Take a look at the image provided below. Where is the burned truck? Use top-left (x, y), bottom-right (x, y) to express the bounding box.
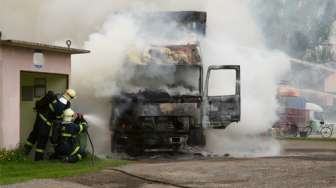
top-left (110, 11), bottom-right (241, 156)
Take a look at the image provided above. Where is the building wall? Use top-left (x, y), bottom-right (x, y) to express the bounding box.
top-left (325, 72), bottom-right (336, 93)
top-left (324, 73), bottom-right (336, 107)
top-left (0, 46), bottom-right (71, 149)
top-left (0, 47), bottom-right (4, 147)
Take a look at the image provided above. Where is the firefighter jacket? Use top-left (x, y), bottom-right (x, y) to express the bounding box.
top-left (52, 120), bottom-right (88, 162)
top-left (36, 93), bottom-right (71, 127)
top-left (49, 94), bottom-right (71, 120)
top-left (60, 121), bottom-right (88, 141)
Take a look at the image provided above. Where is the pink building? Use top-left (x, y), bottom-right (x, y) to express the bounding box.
top-left (0, 38), bottom-right (89, 149)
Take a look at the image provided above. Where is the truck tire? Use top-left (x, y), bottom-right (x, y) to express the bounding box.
top-left (172, 144), bottom-right (181, 152)
top-left (125, 144), bottom-right (144, 157)
top-left (125, 136), bottom-right (144, 157)
top-left (299, 131), bottom-right (308, 137)
top-left (188, 129), bottom-right (205, 146)
top-left (111, 132), bottom-right (121, 153)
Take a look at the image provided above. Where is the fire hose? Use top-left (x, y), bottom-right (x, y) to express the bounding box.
top-left (108, 168), bottom-right (192, 188)
top-left (85, 129), bottom-right (95, 166)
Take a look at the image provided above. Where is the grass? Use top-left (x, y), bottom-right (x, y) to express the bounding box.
top-left (277, 136), bottom-right (336, 142)
top-left (0, 157), bottom-right (129, 185)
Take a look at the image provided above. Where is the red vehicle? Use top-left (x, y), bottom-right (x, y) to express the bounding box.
top-left (275, 84), bottom-right (311, 137)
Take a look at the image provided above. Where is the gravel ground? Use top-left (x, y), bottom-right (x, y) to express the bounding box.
top-left (114, 155), bottom-right (336, 188)
top-left (3, 140), bottom-right (336, 188)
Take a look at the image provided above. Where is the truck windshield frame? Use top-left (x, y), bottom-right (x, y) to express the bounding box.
top-left (129, 64), bottom-right (203, 97)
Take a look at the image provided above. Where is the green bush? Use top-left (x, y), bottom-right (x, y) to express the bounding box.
top-left (0, 147), bottom-right (27, 162)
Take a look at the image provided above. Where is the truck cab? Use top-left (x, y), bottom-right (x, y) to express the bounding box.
top-left (110, 11), bottom-right (241, 156)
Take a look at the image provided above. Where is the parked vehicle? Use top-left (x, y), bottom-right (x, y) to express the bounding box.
top-left (275, 83), bottom-right (327, 137)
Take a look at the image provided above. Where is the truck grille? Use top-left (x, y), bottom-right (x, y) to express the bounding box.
top-left (140, 116), bottom-right (190, 131)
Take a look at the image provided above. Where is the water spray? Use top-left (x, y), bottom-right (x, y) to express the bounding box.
top-left (81, 114), bottom-right (95, 166)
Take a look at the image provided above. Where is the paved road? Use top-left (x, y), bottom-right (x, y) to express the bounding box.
top-left (4, 140), bottom-right (336, 188)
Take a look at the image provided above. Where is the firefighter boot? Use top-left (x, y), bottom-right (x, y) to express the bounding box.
top-left (23, 141), bottom-right (33, 155)
top-left (34, 149), bottom-right (44, 161)
top-left (63, 152), bottom-right (85, 163)
top-left (63, 155), bottom-right (77, 163)
top-left (49, 153), bottom-right (61, 160)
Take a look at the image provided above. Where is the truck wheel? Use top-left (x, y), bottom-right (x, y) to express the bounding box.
top-left (172, 144), bottom-right (181, 152)
top-left (111, 132), bottom-right (118, 152)
top-left (321, 127), bottom-right (332, 138)
top-left (125, 137), bottom-right (144, 157)
top-left (126, 145), bottom-right (144, 157)
top-left (111, 131), bottom-right (126, 153)
top-left (188, 129), bottom-right (205, 146)
top-left (299, 131), bottom-right (308, 137)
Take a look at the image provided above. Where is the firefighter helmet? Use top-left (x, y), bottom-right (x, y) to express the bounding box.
top-left (64, 89), bottom-right (76, 100)
top-left (63, 108), bottom-right (75, 122)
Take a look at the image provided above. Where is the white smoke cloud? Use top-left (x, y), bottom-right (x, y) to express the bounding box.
top-left (330, 21), bottom-right (336, 59)
top-left (200, 0), bottom-right (289, 156)
top-left (0, 0), bottom-right (290, 156)
top-left (0, 0), bottom-right (204, 44)
top-left (73, 0), bottom-right (290, 156)
top-left (71, 13), bottom-right (140, 154)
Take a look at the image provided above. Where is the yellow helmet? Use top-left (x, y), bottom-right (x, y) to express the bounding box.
top-left (63, 108), bottom-right (75, 122)
top-left (64, 89), bottom-right (76, 100)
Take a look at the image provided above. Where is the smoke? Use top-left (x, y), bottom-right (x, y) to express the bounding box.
top-left (71, 13), bottom-right (139, 154)
top-left (0, 0), bottom-right (291, 156)
top-left (0, 0), bottom-right (203, 44)
top-left (250, 0), bottom-right (336, 59)
top-left (200, 1), bottom-right (289, 156)
top-left (75, 1), bottom-right (290, 157)
top-left (329, 21), bottom-right (336, 59)
top-left (204, 129), bottom-right (281, 157)
top-left (248, 1), bottom-right (336, 123)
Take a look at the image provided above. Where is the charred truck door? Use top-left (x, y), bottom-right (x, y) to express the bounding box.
top-left (204, 65), bottom-right (240, 128)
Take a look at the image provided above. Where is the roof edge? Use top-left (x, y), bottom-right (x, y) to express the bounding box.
top-left (0, 39), bottom-right (90, 54)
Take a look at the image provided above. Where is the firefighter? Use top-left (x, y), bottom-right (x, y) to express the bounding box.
top-left (52, 109), bottom-right (88, 163)
top-left (24, 89), bottom-right (76, 161)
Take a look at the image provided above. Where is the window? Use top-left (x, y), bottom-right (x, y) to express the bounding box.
top-left (34, 78), bottom-right (46, 98)
top-left (208, 69), bottom-right (236, 96)
top-left (22, 86), bottom-right (34, 101)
